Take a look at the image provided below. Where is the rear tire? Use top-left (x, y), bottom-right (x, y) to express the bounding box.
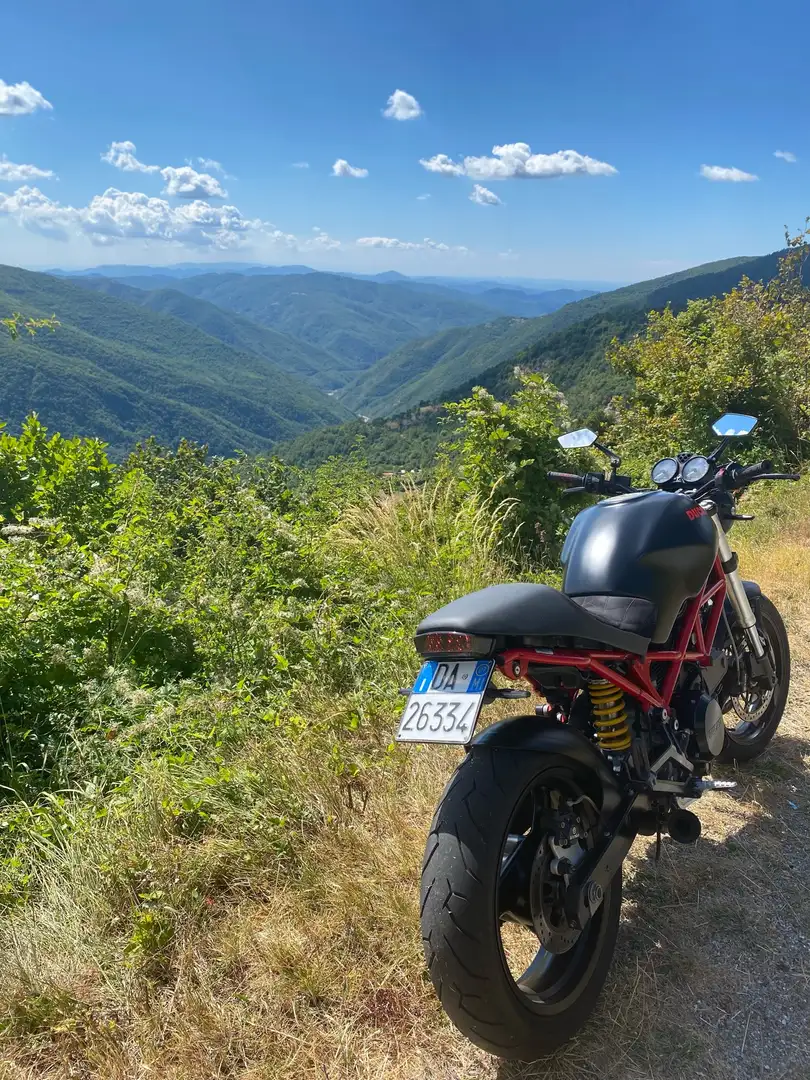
top-left (420, 747), bottom-right (621, 1060)
top-left (716, 593), bottom-right (790, 764)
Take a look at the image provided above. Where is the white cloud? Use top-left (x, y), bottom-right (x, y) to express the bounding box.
top-left (101, 140), bottom-right (159, 174)
top-left (332, 158), bottom-right (368, 178)
top-left (383, 89), bottom-right (422, 121)
top-left (197, 157), bottom-right (224, 173)
top-left (0, 156), bottom-right (54, 183)
top-left (0, 79), bottom-right (52, 116)
top-left (774, 150), bottom-right (797, 163)
top-left (102, 142), bottom-right (228, 198)
top-left (421, 143), bottom-right (617, 181)
top-left (420, 153), bottom-right (465, 177)
top-left (0, 185), bottom-right (272, 249)
top-left (160, 165), bottom-right (227, 199)
top-left (292, 161), bottom-right (310, 169)
top-left (416, 193), bottom-right (431, 200)
top-left (305, 228), bottom-right (341, 251)
top-left (469, 183), bottom-right (501, 206)
top-left (356, 235), bottom-right (467, 254)
top-left (700, 164), bottom-right (758, 183)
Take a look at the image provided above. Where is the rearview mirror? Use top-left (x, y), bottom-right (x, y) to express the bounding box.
top-left (712, 413), bottom-right (758, 437)
top-left (558, 428), bottom-right (597, 449)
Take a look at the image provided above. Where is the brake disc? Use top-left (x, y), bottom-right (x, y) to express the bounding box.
top-left (528, 833), bottom-right (585, 955)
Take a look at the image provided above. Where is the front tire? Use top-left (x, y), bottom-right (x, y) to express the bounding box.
top-left (716, 593), bottom-right (790, 764)
top-left (420, 747), bottom-right (621, 1060)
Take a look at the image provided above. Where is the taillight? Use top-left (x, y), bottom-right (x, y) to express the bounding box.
top-left (414, 631), bottom-right (494, 657)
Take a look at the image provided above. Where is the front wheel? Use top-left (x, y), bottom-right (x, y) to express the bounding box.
top-left (420, 747), bottom-right (621, 1060)
top-left (716, 593), bottom-right (790, 764)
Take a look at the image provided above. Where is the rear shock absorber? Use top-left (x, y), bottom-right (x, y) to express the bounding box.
top-left (589, 679), bottom-right (631, 751)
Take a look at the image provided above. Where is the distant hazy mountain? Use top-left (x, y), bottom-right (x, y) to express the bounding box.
top-left (0, 265), bottom-right (351, 458)
top-left (49, 262), bottom-right (316, 279)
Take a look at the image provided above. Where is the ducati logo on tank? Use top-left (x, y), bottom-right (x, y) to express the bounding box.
top-left (685, 505), bottom-right (706, 520)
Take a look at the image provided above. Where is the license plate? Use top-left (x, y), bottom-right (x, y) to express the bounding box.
top-left (395, 659), bottom-right (494, 744)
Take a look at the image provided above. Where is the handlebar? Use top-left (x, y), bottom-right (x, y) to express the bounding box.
top-left (547, 470), bottom-right (635, 497)
top-left (728, 459), bottom-right (773, 486)
top-left (724, 460), bottom-right (800, 489)
top-left (547, 472), bottom-right (583, 483)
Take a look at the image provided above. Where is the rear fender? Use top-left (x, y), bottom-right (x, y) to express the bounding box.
top-left (472, 714), bottom-right (623, 817)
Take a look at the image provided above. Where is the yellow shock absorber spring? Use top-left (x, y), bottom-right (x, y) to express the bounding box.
top-left (588, 679), bottom-right (631, 751)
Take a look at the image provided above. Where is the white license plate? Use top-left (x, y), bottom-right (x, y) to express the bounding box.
top-left (396, 659), bottom-right (494, 744)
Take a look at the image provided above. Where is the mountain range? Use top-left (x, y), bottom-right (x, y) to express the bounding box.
top-left (339, 250), bottom-right (781, 418)
top-left (0, 248), bottom-right (791, 463)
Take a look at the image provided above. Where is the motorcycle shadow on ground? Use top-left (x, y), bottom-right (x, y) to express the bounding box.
top-left (494, 733), bottom-right (810, 1080)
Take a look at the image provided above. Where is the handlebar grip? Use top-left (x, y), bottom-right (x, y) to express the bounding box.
top-left (733, 459), bottom-right (774, 485)
top-left (547, 471), bottom-right (583, 484)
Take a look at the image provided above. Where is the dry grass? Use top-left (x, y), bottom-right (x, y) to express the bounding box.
top-left (3, 489), bottom-right (810, 1078)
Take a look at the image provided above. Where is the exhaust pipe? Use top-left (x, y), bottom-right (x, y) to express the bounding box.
top-left (667, 808), bottom-right (701, 844)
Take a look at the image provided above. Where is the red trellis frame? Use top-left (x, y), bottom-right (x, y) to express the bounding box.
top-left (498, 556), bottom-right (727, 710)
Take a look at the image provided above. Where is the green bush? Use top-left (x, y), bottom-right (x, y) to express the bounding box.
top-left (607, 231), bottom-right (810, 472)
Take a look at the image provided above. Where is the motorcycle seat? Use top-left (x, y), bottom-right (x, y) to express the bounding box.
top-left (416, 583), bottom-right (653, 656)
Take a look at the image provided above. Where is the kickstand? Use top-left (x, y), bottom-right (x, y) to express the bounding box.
top-left (655, 827), bottom-right (662, 862)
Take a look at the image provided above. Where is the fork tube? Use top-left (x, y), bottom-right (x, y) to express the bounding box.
top-left (701, 500), bottom-right (765, 659)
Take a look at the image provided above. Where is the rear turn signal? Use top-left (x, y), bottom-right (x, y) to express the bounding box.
top-left (414, 632), bottom-right (494, 658)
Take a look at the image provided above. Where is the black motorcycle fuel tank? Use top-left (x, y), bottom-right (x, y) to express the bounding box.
top-left (560, 490), bottom-right (718, 643)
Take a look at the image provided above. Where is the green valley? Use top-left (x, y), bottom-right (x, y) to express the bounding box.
top-left (0, 265), bottom-right (351, 458)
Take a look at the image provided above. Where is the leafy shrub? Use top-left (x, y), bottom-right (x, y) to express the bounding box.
top-left (607, 230), bottom-right (810, 472)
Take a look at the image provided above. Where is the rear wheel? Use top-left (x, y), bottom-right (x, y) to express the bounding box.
top-left (420, 747), bottom-right (621, 1060)
top-left (716, 593), bottom-right (790, 764)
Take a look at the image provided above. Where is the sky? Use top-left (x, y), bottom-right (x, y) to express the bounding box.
top-left (1, 0), bottom-right (809, 282)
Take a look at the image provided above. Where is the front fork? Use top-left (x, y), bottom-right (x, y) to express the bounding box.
top-left (701, 499), bottom-right (765, 660)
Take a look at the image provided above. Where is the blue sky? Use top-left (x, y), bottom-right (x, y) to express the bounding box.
top-left (1, 0), bottom-right (808, 281)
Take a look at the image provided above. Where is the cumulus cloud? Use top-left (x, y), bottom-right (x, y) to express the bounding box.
top-left (305, 228), bottom-right (341, 251)
top-left (0, 185), bottom-right (271, 249)
top-left (0, 79), bottom-right (52, 116)
top-left (0, 156), bottom-right (54, 183)
top-left (356, 235), bottom-right (468, 254)
top-left (161, 165), bottom-right (227, 199)
top-left (469, 183), bottom-right (501, 206)
top-left (383, 89), bottom-right (422, 121)
top-left (416, 193), bottom-right (431, 200)
top-left (774, 150), bottom-right (797, 163)
top-left (421, 143), bottom-right (617, 181)
top-left (700, 164), bottom-right (758, 182)
top-left (292, 161), bottom-right (310, 169)
top-left (332, 158), bottom-right (368, 178)
top-left (102, 142), bottom-right (228, 198)
top-left (101, 140), bottom-right (160, 173)
top-left (420, 153), bottom-right (466, 177)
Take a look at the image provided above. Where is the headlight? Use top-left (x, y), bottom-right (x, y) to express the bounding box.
top-left (651, 457), bottom-right (678, 484)
top-left (682, 456), bottom-right (710, 483)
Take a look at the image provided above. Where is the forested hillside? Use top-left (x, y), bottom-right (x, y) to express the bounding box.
top-left (0, 265), bottom-right (351, 457)
top-left (112, 269), bottom-right (498, 383)
top-left (345, 249), bottom-right (785, 417)
top-left (72, 276), bottom-right (346, 389)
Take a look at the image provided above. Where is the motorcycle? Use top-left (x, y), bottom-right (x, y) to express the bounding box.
top-left (396, 413), bottom-right (798, 1060)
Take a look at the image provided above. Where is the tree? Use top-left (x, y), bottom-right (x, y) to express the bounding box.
top-left (442, 371), bottom-right (587, 557)
top-left (2, 312), bottom-right (60, 341)
top-left (606, 225), bottom-right (810, 471)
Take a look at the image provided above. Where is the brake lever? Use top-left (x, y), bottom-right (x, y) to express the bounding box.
top-left (561, 486), bottom-right (587, 495)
